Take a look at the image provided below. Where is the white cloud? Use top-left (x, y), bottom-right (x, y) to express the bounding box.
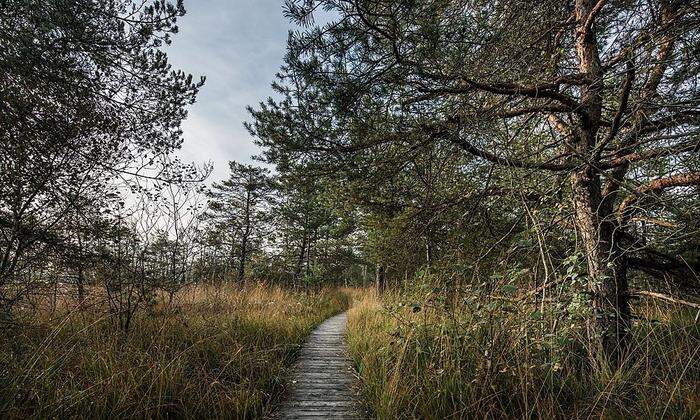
top-left (168, 0), bottom-right (290, 183)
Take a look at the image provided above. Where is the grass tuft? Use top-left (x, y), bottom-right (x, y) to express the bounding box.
top-left (347, 288), bottom-right (700, 419)
top-left (0, 284), bottom-right (349, 419)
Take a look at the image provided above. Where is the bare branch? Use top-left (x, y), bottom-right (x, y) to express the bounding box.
top-left (630, 290), bottom-right (700, 310)
top-left (618, 171), bottom-right (700, 216)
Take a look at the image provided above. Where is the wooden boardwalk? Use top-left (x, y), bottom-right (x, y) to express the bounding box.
top-left (274, 312), bottom-right (366, 419)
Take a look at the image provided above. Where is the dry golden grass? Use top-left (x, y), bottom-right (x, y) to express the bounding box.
top-left (347, 288), bottom-right (700, 419)
top-left (0, 283), bottom-right (349, 419)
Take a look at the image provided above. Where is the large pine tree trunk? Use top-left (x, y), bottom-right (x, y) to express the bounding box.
top-left (571, 168), bottom-right (631, 363)
top-left (569, 0), bottom-right (630, 364)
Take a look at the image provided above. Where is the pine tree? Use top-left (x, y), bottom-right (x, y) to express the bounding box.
top-left (205, 162), bottom-right (273, 283)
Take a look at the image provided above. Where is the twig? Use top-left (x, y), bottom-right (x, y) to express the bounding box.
top-left (630, 290), bottom-right (700, 310)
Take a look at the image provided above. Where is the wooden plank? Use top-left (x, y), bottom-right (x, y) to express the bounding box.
top-left (273, 312), bottom-right (366, 419)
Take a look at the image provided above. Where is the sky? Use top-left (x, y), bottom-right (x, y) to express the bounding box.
top-left (166, 0), bottom-right (292, 183)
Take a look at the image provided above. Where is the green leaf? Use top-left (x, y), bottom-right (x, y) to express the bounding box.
top-left (501, 284), bottom-right (518, 295)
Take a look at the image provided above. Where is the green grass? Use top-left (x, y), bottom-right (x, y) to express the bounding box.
top-left (347, 289), bottom-right (700, 419)
top-left (0, 284), bottom-right (349, 419)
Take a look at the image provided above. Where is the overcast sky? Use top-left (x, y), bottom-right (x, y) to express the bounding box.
top-left (167, 0), bottom-right (291, 183)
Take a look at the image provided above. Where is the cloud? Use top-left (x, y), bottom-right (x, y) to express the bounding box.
top-left (168, 0), bottom-right (290, 183)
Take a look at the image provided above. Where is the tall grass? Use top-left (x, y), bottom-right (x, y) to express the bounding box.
top-left (0, 284), bottom-right (349, 419)
top-left (347, 289), bottom-right (700, 419)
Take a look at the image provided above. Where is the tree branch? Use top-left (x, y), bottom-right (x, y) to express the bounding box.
top-left (495, 103), bottom-right (573, 118)
top-left (629, 290), bottom-right (700, 310)
top-left (596, 57), bottom-right (635, 158)
top-left (601, 138), bottom-right (700, 168)
top-left (582, 0), bottom-right (607, 37)
top-left (447, 133), bottom-right (576, 172)
top-left (618, 171), bottom-right (700, 215)
top-left (404, 76), bottom-right (586, 111)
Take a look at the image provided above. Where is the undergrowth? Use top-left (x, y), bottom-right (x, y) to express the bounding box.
top-left (347, 288), bottom-right (699, 419)
top-left (0, 284), bottom-right (349, 419)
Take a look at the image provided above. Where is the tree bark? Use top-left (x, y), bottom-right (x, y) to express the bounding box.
top-left (425, 238), bottom-right (433, 268)
top-left (569, 0), bottom-right (631, 364)
top-left (238, 189), bottom-right (252, 284)
top-left (375, 264), bottom-right (386, 294)
top-left (238, 237), bottom-right (247, 284)
top-left (294, 232), bottom-right (308, 287)
top-left (571, 168), bottom-right (631, 363)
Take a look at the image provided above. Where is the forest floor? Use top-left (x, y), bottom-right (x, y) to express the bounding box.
top-left (0, 284), bottom-right (348, 419)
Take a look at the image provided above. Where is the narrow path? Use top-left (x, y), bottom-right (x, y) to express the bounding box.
top-left (274, 312), bottom-right (366, 419)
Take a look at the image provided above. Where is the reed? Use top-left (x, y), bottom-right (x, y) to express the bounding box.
top-left (347, 288), bottom-right (699, 419)
top-left (0, 283), bottom-right (349, 419)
